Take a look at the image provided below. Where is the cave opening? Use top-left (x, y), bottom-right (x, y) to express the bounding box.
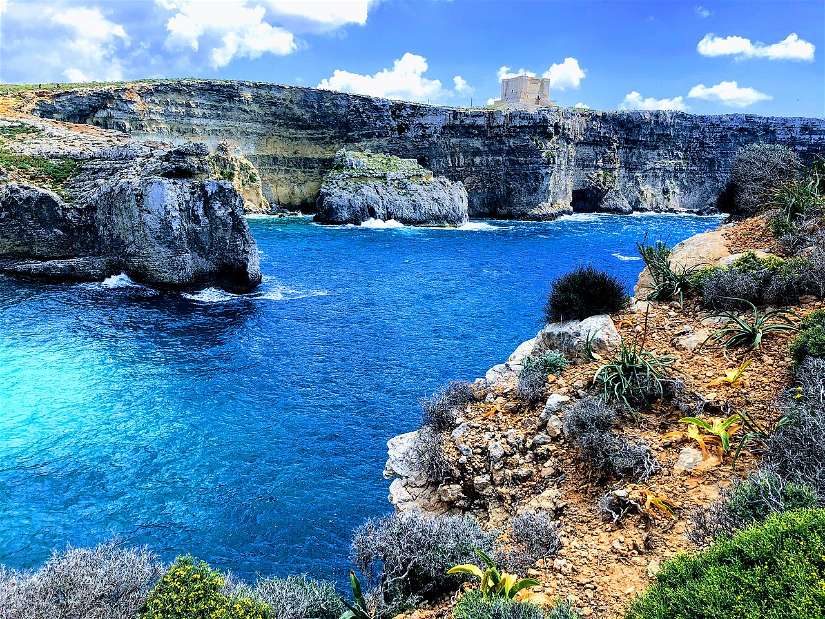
top-left (570, 188), bottom-right (604, 213)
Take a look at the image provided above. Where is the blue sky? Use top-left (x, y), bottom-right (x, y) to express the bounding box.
top-left (1, 0), bottom-right (822, 117)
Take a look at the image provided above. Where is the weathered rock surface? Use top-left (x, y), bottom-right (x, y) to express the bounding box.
top-left (315, 150), bottom-right (468, 226)
top-left (635, 226), bottom-right (732, 298)
top-left (31, 80), bottom-right (825, 219)
top-left (0, 117), bottom-right (261, 290)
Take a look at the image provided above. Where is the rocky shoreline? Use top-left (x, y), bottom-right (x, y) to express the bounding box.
top-left (17, 80), bottom-right (825, 220)
top-left (0, 114), bottom-right (261, 291)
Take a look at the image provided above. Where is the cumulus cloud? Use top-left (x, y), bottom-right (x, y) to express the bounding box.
top-left (697, 33), bottom-right (815, 61)
top-left (318, 53), bottom-right (446, 101)
top-left (688, 80), bottom-right (771, 107)
top-left (542, 57), bottom-right (585, 90)
top-left (453, 75), bottom-right (472, 94)
top-left (620, 91), bottom-right (688, 112)
top-left (160, 0), bottom-right (295, 68)
top-left (0, 0), bottom-right (132, 82)
top-left (574, 102), bottom-right (589, 109)
top-left (695, 5), bottom-right (711, 18)
top-left (497, 66), bottom-right (536, 80)
top-left (264, 0), bottom-right (377, 27)
top-left (497, 58), bottom-right (585, 90)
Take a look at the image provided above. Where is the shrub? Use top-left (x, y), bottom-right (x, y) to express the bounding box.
top-left (689, 468), bottom-right (817, 546)
top-left (562, 396), bottom-right (616, 438)
top-left (762, 257), bottom-right (812, 306)
top-left (0, 543), bottom-right (163, 619)
top-left (789, 309), bottom-right (825, 365)
top-left (763, 358), bottom-right (825, 499)
top-left (626, 509), bottom-right (825, 619)
top-left (547, 601), bottom-right (582, 619)
top-left (594, 339), bottom-right (676, 409)
top-left (454, 590), bottom-right (547, 619)
top-left (700, 268), bottom-right (763, 310)
top-left (421, 380), bottom-right (476, 432)
top-left (563, 397), bottom-right (659, 481)
top-left (251, 575), bottom-right (344, 619)
top-left (544, 266), bottom-right (628, 323)
top-left (517, 352), bottom-right (567, 405)
top-left (503, 510), bottom-right (562, 572)
top-left (517, 366), bottom-right (549, 405)
top-left (720, 143), bottom-right (801, 217)
top-left (802, 247), bottom-right (825, 297)
top-left (412, 425), bottom-right (452, 483)
top-left (351, 511), bottom-right (497, 604)
top-left (142, 556), bottom-right (269, 619)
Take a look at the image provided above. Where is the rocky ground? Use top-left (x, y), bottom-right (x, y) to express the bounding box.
top-left (388, 216), bottom-right (823, 619)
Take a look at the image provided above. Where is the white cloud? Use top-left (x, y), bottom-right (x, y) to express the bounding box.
top-left (688, 80), bottom-right (771, 107)
top-left (497, 66), bottom-right (536, 80)
top-left (620, 91), bottom-right (688, 112)
top-left (541, 57), bottom-right (585, 90)
top-left (697, 33), bottom-right (815, 61)
top-left (159, 0), bottom-right (296, 67)
top-left (43, 5), bottom-right (130, 82)
top-left (573, 102), bottom-right (589, 109)
top-left (453, 75), bottom-right (472, 94)
top-left (264, 0), bottom-right (376, 27)
top-left (318, 52), bottom-right (445, 101)
top-left (0, 0), bottom-right (8, 15)
top-left (497, 58), bottom-right (585, 90)
top-left (695, 5), bottom-right (711, 18)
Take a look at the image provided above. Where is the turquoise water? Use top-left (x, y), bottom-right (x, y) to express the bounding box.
top-left (0, 214), bottom-right (721, 581)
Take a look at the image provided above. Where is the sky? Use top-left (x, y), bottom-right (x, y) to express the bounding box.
top-left (0, 0), bottom-right (823, 117)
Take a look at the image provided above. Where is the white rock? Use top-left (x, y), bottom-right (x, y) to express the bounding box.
top-left (674, 446), bottom-right (704, 473)
top-left (540, 314), bottom-right (621, 360)
top-left (542, 394), bottom-right (571, 419)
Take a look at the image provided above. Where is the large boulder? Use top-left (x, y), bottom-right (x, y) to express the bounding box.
top-left (0, 118), bottom-right (261, 292)
top-left (635, 227), bottom-right (732, 298)
top-left (314, 150), bottom-right (469, 226)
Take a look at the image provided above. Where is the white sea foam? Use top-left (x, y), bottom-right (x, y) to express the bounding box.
top-left (612, 253), bottom-right (641, 261)
top-left (456, 221), bottom-right (503, 231)
top-left (182, 284), bottom-right (329, 304)
top-left (359, 218), bottom-right (406, 229)
top-left (100, 273), bottom-right (140, 288)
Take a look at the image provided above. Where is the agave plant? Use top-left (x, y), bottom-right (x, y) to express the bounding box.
top-left (710, 299), bottom-right (797, 349)
top-left (447, 549), bottom-right (538, 599)
top-left (678, 414), bottom-right (742, 453)
top-left (637, 240), bottom-right (703, 304)
top-left (340, 571), bottom-right (373, 619)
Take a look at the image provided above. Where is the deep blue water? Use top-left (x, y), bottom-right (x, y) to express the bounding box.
top-left (0, 214), bottom-right (721, 582)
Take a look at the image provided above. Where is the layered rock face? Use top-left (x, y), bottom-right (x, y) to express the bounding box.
top-left (0, 117), bottom-right (261, 291)
top-left (33, 80), bottom-right (825, 219)
top-left (315, 150), bottom-right (469, 225)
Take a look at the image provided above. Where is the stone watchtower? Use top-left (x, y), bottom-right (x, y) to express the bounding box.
top-left (498, 76), bottom-right (553, 110)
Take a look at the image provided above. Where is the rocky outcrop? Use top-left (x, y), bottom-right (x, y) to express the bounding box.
top-left (0, 117), bottom-right (261, 290)
top-left (31, 80), bottom-right (825, 219)
top-left (485, 314), bottom-right (621, 386)
top-left (315, 150), bottom-right (469, 225)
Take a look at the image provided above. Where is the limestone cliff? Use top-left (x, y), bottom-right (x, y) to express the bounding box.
top-left (0, 115), bottom-right (261, 291)
top-left (30, 80), bottom-right (825, 219)
top-left (315, 150), bottom-right (469, 226)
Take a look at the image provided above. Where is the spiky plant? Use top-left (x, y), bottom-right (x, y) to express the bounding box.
top-left (709, 299), bottom-right (797, 349)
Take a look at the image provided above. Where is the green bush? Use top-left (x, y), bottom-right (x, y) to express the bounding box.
top-left (626, 509), bottom-right (825, 619)
top-left (720, 143), bottom-right (801, 217)
top-left (544, 266), bottom-right (628, 323)
top-left (790, 309), bottom-right (825, 365)
top-left (454, 590), bottom-right (547, 619)
top-left (142, 556), bottom-right (269, 619)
